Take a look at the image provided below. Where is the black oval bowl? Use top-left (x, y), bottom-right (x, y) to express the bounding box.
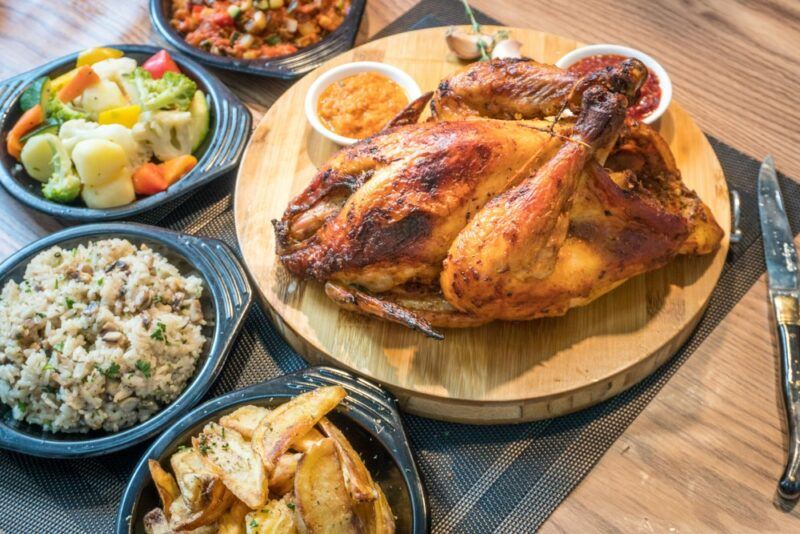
top-left (0, 223), bottom-right (253, 458)
top-left (0, 44), bottom-right (251, 221)
top-left (150, 0), bottom-right (366, 79)
top-left (116, 366), bottom-right (429, 533)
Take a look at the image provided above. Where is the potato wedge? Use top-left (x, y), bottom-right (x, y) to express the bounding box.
top-left (291, 427), bottom-right (326, 453)
top-left (245, 498), bottom-right (297, 534)
top-left (269, 453), bottom-right (303, 497)
top-left (148, 459), bottom-right (182, 520)
top-left (193, 422), bottom-right (268, 509)
top-left (169, 478), bottom-right (234, 531)
top-left (219, 499), bottom-right (251, 534)
top-left (294, 439), bottom-right (359, 533)
top-left (253, 386), bottom-right (347, 473)
top-left (170, 447), bottom-right (218, 511)
top-left (143, 508), bottom-right (172, 534)
top-left (318, 418), bottom-right (379, 502)
top-left (220, 405), bottom-right (271, 439)
top-left (220, 404), bottom-right (323, 453)
top-left (354, 484), bottom-right (396, 534)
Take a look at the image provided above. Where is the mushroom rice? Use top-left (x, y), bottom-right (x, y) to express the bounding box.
top-left (0, 238), bottom-right (207, 433)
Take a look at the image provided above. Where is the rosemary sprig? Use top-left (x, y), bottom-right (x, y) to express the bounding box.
top-left (460, 0), bottom-right (490, 61)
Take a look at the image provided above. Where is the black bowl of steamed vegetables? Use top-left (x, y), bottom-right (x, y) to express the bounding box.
top-left (0, 44), bottom-right (251, 221)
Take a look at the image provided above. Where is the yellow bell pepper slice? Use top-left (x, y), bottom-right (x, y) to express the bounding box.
top-left (98, 105), bottom-right (141, 128)
top-left (76, 47), bottom-right (124, 67)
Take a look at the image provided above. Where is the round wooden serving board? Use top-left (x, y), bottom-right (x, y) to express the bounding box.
top-left (234, 27), bottom-right (731, 424)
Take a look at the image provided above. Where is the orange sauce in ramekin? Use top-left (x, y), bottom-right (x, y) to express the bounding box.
top-left (317, 72), bottom-right (408, 139)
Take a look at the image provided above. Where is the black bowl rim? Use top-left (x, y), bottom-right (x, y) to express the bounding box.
top-left (115, 365), bottom-right (429, 533)
top-left (0, 43), bottom-right (251, 221)
top-left (149, 0), bottom-right (366, 79)
top-left (0, 222), bottom-right (253, 458)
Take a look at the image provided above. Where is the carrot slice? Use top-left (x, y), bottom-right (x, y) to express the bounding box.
top-left (132, 163), bottom-right (168, 195)
top-left (6, 104), bottom-right (44, 159)
top-left (159, 154), bottom-right (197, 185)
top-left (56, 65), bottom-right (100, 102)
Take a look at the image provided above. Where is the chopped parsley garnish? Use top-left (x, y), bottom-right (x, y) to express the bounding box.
top-left (286, 502), bottom-right (295, 510)
top-left (36, 312), bottom-right (46, 318)
top-left (65, 297), bottom-right (75, 309)
top-left (266, 34), bottom-right (281, 45)
top-left (135, 359), bottom-right (152, 378)
top-left (198, 435), bottom-right (210, 456)
top-left (54, 278), bottom-right (59, 289)
top-left (42, 362), bottom-right (55, 372)
top-left (102, 362), bottom-right (120, 378)
top-left (176, 445), bottom-right (191, 452)
top-left (53, 342), bottom-right (64, 352)
top-left (250, 519), bottom-right (259, 528)
top-left (150, 322), bottom-right (167, 342)
top-left (97, 277), bottom-right (104, 287)
top-left (153, 294), bottom-right (162, 304)
top-left (16, 401), bottom-right (27, 413)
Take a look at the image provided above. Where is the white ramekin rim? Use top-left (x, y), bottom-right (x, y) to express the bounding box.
top-left (305, 61), bottom-right (423, 146)
top-left (555, 44), bottom-right (672, 124)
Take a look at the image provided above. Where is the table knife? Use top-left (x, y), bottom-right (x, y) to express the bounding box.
top-left (758, 154), bottom-right (800, 500)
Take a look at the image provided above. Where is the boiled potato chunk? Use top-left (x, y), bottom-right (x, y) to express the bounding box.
top-left (80, 169), bottom-right (135, 208)
top-left (72, 138), bottom-right (127, 186)
top-left (20, 133), bottom-right (61, 182)
top-left (77, 79), bottom-right (128, 117)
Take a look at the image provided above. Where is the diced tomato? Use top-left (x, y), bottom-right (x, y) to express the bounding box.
top-left (192, 5), bottom-right (203, 14)
top-left (210, 11), bottom-right (235, 27)
top-left (142, 50), bottom-right (181, 79)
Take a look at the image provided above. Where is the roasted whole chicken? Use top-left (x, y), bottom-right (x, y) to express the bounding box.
top-left (274, 58), bottom-right (724, 339)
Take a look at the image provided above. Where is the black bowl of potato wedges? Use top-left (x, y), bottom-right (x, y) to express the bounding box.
top-left (116, 366), bottom-right (428, 533)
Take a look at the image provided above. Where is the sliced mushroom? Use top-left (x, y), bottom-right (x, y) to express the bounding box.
top-left (133, 288), bottom-right (153, 311)
top-left (188, 300), bottom-right (203, 323)
top-left (101, 331), bottom-right (124, 344)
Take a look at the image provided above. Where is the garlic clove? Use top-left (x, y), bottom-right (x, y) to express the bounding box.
top-left (445, 27), bottom-right (493, 60)
top-left (491, 39), bottom-right (523, 59)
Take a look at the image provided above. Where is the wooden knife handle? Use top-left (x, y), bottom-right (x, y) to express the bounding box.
top-left (777, 320), bottom-right (800, 500)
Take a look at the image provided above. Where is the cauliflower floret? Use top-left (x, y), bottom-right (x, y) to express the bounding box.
top-left (132, 110), bottom-right (196, 161)
top-left (59, 119), bottom-right (151, 169)
top-left (92, 57), bottom-right (137, 85)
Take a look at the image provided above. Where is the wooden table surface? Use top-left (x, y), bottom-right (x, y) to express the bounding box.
top-left (1, 0), bottom-right (799, 531)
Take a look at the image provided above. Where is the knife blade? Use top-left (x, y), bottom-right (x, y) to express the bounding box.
top-left (758, 154), bottom-right (800, 501)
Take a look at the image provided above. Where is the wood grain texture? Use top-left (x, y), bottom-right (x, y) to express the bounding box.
top-left (0, 0), bottom-right (798, 529)
top-left (234, 26), bottom-right (731, 423)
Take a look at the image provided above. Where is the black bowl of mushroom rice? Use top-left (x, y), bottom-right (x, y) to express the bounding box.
top-left (0, 223), bottom-right (252, 458)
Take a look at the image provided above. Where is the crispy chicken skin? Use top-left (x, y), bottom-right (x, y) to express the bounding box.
top-left (274, 58), bottom-right (723, 338)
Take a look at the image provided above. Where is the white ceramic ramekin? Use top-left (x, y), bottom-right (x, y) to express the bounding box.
top-left (556, 44), bottom-right (672, 124)
top-left (305, 61), bottom-right (422, 145)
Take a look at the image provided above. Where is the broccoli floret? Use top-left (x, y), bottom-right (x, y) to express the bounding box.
top-left (42, 168), bottom-right (80, 203)
top-left (45, 96), bottom-right (88, 123)
top-left (41, 145), bottom-right (80, 203)
top-left (124, 68), bottom-right (196, 112)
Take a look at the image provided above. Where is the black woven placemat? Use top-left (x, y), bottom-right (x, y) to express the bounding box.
top-left (1, 1), bottom-right (796, 532)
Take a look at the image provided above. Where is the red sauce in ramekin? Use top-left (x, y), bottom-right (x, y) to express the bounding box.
top-left (568, 54), bottom-right (662, 121)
